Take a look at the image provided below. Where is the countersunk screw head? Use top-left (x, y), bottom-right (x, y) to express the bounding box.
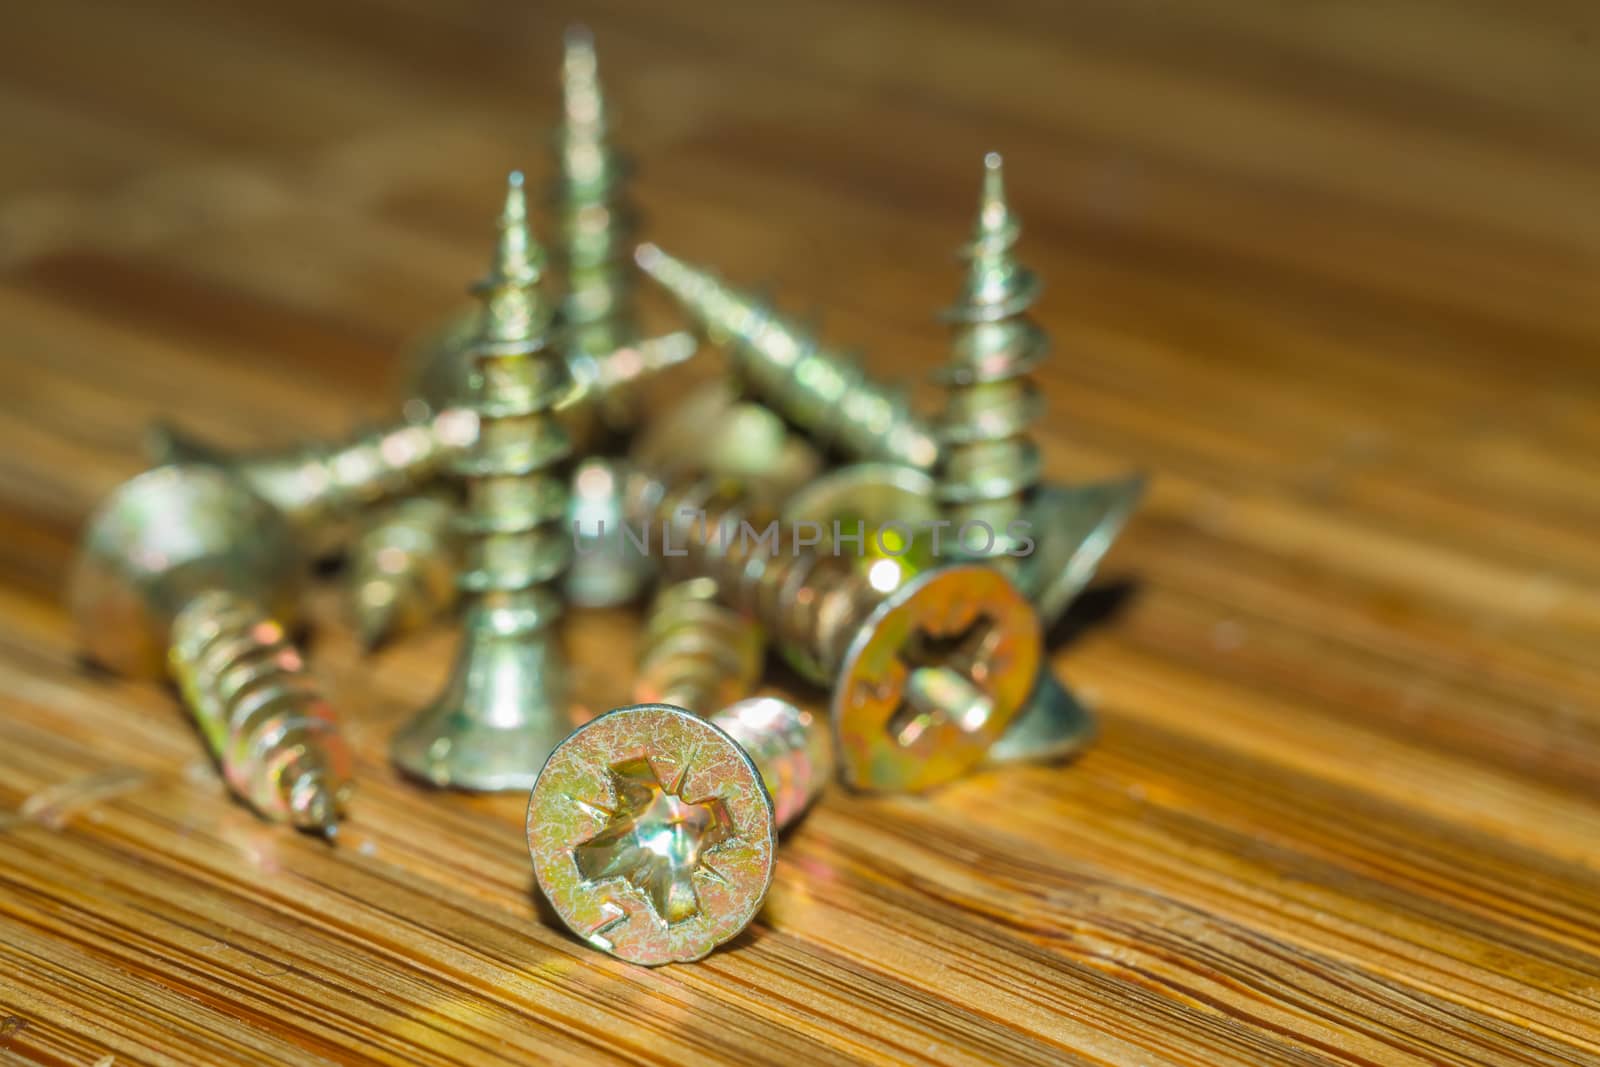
top-left (527, 703), bottom-right (777, 966)
top-left (68, 464), bottom-right (300, 680)
top-left (834, 563), bottom-right (1041, 792)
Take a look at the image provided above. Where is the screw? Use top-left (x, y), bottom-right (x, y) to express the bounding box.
top-left (554, 25), bottom-right (633, 353)
top-left (634, 243), bottom-right (941, 471)
top-left (390, 172), bottom-right (575, 792)
top-left (933, 153), bottom-right (1146, 626)
top-left (346, 492), bottom-right (459, 651)
top-left (624, 476), bottom-right (1041, 792)
top-left (68, 464), bottom-right (353, 834)
top-left (403, 28), bottom-right (695, 447)
top-left (528, 584), bottom-right (827, 965)
top-left (781, 461), bottom-right (1100, 766)
top-left (933, 152), bottom-right (1044, 553)
top-left (147, 407), bottom-right (478, 559)
top-left (629, 380), bottom-right (822, 503)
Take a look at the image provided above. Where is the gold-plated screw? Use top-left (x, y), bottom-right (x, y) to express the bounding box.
top-left (634, 244), bottom-right (941, 471)
top-left (390, 172), bottom-right (575, 792)
top-left (69, 464), bottom-right (353, 834)
top-left (528, 581), bottom-right (827, 966)
top-left (934, 152), bottom-right (1044, 557)
top-left (624, 476), bottom-right (1041, 792)
top-left (404, 28), bottom-right (695, 447)
top-left (782, 461), bottom-right (1099, 767)
top-left (934, 154), bottom-right (1146, 626)
top-left (553, 25), bottom-right (633, 356)
top-left (346, 492), bottom-right (459, 651)
top-left (147, 407), bottom-right (478, 558)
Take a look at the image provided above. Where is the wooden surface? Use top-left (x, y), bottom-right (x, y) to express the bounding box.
top-left (3, 1), bottom-right (1600, 1064)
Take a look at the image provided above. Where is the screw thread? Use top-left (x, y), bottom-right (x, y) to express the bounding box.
top-left (457, 171), bottom-right (573, 614)
top-left (625, 475), bottom-right (884, 685)
top-left (554, 26), bottom-right (635, 355)
top-left (347, 492), bottom-right (459, 649)
top-left (934, 153), bottom-right (1046, 550)
top-left (634, 578), bottom-right (764, 713)
top-left (635, 245), bottom-right (940, 471)
top-left (710, 697), bottom-right (828, 828)
top-left (168, 588), bottom-right (353, 833)
top-left (146, 408), bottom-right (479, 549)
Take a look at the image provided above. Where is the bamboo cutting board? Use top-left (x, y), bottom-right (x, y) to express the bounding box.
top-left (2, 1), bottom-right (1599, 1064)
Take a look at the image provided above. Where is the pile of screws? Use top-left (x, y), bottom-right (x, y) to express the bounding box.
top-left (68, 28), bottom-right (1143, 967)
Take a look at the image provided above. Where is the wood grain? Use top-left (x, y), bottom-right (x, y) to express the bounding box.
top-left (2, 1), bottom-right (1599, 1064)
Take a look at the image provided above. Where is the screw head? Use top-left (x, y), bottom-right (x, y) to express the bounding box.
top-left (69, 464), bottom-right (300, 679)
top-left (833, 563), bottom-right (1041, 792)
top-left (527, 703), bottom-right (777, 965)
top-left (1014, 475), bottom-right (1146, 628)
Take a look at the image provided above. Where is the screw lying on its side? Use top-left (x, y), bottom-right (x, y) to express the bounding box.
top-left (147, 407), bottom-right (479, 558)
top-left (69, 464), bottom-right (353, 835)
top-left (635, 244), bottom-right (941, 471)
top-left (624, 475), bottom-right (1041, 792)
top-left (391, 172), bottom-right (576, 792)
top-left (529, 581), bottom-right (827, 965)
top-left (346, 492), bottom-right (460, 651)
top-left (782, 461), bottom-right (1096, 765)
top-left (633, 578), bottom-right (764, 713)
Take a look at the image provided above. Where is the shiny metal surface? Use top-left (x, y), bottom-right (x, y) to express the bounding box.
top-left (68, 464), bottom-right (352, 832)
top-left (635, 244), bottom-right (939, 470)
top-left (391, 172), bottom-right (575, 792)
top-left (630, 475), bottom-right (1041, 792)
top-left (146, 408), bottom-right (478, 558)
top-left (526, 703), bottom-right (777, 966)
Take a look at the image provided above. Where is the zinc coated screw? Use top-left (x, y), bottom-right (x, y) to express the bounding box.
top-left (933, 153), bottom-right (1146, 627)
top-left (147, 407), bottom-right (478, 559)
top-left (389, 172), bottom-right (575, 792)
top-left (634, 243), bottom-right (940, 471)
top-left (528, 580), bottom-right (827, 966)
top-left (623, 475), bottom-right (1041, 793)
top-left (69, 464), bottom-right (353, 835)
top-left (933, 152), bottom-right (1044, 555)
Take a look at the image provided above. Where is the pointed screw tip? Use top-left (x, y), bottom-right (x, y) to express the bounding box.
top-left (288, 777), bottom-right (343, 837)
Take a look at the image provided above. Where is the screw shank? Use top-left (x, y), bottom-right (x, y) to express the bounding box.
top-left (711, 697), bottom-right (828, 829)
top-left (168, 588), bottom-right (352, 828)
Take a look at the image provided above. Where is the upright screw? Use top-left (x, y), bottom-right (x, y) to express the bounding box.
top-left (634, 244), bottom-right (941, 471)
top-left (69, 465), bottom-right (353, 834)
top-left (934, 152), bottom-right (1044, 558)
top-left (346, 492), bottom-right (459, 650)
top-left (147, 407), bottom-right (478, 558)
top-left (404, 28), bottom-right (695, 447)
top-left (553, 25), bottom-right (633, 355)
top-left (528, 582), bottom-right (827, 965)
top-left (390, 172), bottom-right (575, 792)
top-left (624, 476), bottom-right (1041, 792)
top-left (934, 153), bottom-right (1146, 626)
